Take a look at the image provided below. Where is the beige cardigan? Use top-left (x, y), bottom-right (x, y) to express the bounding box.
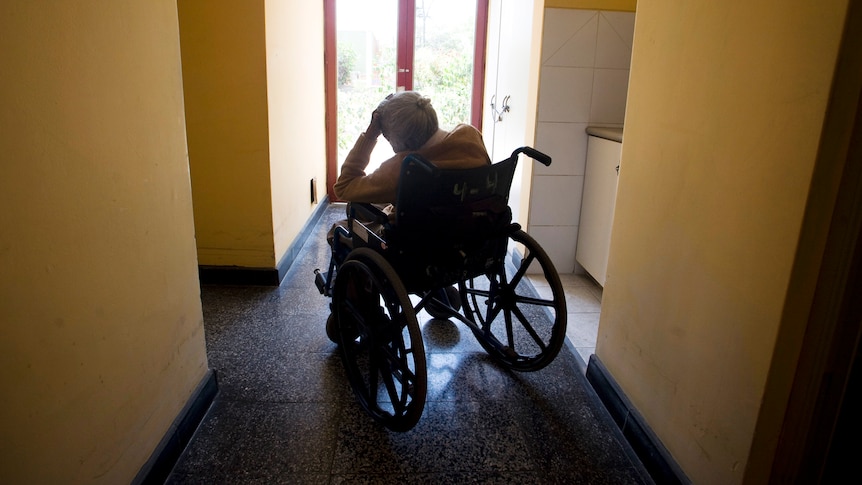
top-left (333, 124), bottom-right (491, 204)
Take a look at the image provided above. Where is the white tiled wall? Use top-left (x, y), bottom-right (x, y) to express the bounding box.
top-left (529, 8), bottom-right (635, 273)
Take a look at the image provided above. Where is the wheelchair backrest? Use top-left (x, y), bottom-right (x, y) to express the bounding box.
top-left (392, 153), bottom-right (518, 244)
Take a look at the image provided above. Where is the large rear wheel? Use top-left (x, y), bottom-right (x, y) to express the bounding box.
top-left (333, 248), bottom-right (427, 431)
top-left (460, 230), bottom-right (567, 371)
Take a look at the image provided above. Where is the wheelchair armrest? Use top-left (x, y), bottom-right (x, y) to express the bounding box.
top-left (347, 202), bottom-right (389, 225)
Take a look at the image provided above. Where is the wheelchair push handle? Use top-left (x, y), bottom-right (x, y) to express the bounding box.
top-left (511, 146), bottom-right (552, 167)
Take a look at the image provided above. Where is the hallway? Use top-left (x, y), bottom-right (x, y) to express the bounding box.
top-left (166, 203), bottom-right (651, 484)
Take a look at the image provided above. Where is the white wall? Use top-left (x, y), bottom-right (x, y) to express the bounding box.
top-left (530, 8), bottom-right (634, 273)
top-left (483, 0), bottom-right (546, 227)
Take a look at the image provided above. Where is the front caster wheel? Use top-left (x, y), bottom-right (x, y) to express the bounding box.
top-left (425, 286), bottom-right (462, 319)
top-left (333, 248), bottom-right (427, 431)
top-left (325, 312), bottom-right (339, 343)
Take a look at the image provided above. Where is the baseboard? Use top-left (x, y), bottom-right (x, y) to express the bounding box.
top-left (199, 196), bottom-right (330, 286)
top-left (198, 265), bottom-right (283, 286)
top-left (586, 355), bottom-right (691, 485)
top-left (274, 195), bottom-right (330, 282)
top-left (132, 370), bottom-right (218, 485)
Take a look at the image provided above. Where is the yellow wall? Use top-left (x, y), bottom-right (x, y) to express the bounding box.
top-left (545, 0), bottom-right (636, 12)
top-left (178, 0), bottom-right (327, 270)
top-left (0, 1), bottom-right (209, 483)
top-left (178, 0), bottom-right (276, 268)
top-left (265, 0), bottom-right (328, 262)
top-left (599, 1), bottom-right (848, 483)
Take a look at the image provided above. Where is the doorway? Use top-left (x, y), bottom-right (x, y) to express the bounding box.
top-left (324, 0), bottom-right (488, 199)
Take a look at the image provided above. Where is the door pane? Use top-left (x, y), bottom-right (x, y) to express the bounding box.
top-left (336, 0), bottom-right (398, 174)
top-left (413, 0), bottom-right (477, 129)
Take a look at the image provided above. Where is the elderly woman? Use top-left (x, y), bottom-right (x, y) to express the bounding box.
top-left (334, 91), bottom-right (491, 204)
top-left (325, 91), bottom-right (489, 327)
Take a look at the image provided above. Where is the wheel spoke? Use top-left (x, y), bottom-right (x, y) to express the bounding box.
top-left (504, 307), bottom-right (515, 349)
top-left (483, 274), bottom-right (503, 326)
top-left (342, 301), bottom-right (371, 341)
top-left (510, 303), bottom-right (548, 352)
top-left (463, 286), bottom-right (491, 298)
top-left (381, 342), bottom-right (415, 384)
top-left (459, 230), bottom-right (566, 371)
top-left (512, 294), bottom-right (557, 307)
top-left (379, 352), bottom-right (403, 411)
top-left (509, 250), bottom-right (535, 287)
top-left (367, 346), bottom-right (380, 399)
top-left (482, 298), bottom-right (503, 331)
top-left (463, 286), bottom-right (489, 325)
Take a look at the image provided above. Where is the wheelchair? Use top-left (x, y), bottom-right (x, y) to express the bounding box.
top-left (314, 147), bottom-right (567, 431)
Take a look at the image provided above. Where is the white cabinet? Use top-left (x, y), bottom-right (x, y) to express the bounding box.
top-left (576, 134), bottom-right (621, 286)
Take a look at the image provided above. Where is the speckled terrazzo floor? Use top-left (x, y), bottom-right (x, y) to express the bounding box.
top-left (166, 203), bottom-right (652, 484)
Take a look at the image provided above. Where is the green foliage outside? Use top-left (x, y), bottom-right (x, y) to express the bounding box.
top-left (413, 19), bottom-right (474, 131)
top-left (336, 14), bottom-right (474, 161)
top-left (337, 42), bottom-right (357, 88)
top-left (337, 45), bottom-right (396, 156)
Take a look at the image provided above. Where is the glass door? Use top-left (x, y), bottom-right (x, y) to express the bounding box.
top-left (412, 0), bottom-right (479, 132)
top-left (333, 0), bottom-right (399, 177)
top-left (325, 0), bottom-right (486, 198)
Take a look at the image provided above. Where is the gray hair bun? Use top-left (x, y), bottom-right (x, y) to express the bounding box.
top-left (379, 91), bottom-right (439, 152)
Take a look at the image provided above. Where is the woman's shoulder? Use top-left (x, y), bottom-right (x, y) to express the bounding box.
top-left (450, 123), bottom-right (480, 134)
top-left (424, 124), bottom-right (490, 166)
top-left (446, 123), bottom-right (485, 141)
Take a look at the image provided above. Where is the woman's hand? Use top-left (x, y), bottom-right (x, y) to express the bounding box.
top-left (364, 111), bottom-right (382, 139)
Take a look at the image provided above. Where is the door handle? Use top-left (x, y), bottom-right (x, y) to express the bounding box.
top-left (490, 94), bottom-right (511, 122)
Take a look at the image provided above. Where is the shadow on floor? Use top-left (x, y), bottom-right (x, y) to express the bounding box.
top-left (166, 204), bottom-right (652, 484)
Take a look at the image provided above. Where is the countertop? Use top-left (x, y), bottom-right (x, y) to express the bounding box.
top-left (585, 126), bottom-right (623, 143)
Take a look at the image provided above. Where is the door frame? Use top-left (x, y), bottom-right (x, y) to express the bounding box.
top-left (396, 0), bottom-right (415, 92)
top-left (323, 0), bottom-right (338, 199)
top-left (747, 1), bottom-right (862, 481)
top-left (323, 0), bottom-right (489, 199)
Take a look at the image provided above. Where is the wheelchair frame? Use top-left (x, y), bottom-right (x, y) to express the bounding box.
top-left (314, 147), bottom-right (567, 431)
